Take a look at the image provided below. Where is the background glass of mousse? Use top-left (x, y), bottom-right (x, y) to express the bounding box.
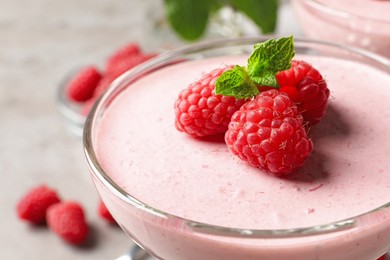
top-left (83, 37), bottom-right (390, 260)
top-left (291, 0), bottom-right (390, 59)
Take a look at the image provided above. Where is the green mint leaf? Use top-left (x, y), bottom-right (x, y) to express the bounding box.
top-left (227, 0), bottom-right (278, 33)
top-left (247, 36), bottom-right (295, 87)
top-left (215, 65), bottom-right (259, 99)
top-left (164, 0), bottom-right (212, 41)
top-left (251, 72), bottom-right (278, 88)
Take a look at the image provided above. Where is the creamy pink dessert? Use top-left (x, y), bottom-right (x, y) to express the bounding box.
top-left (91, 54), bottom-right (390, 259)
top-left (292, 0), bottom-right (390, 58)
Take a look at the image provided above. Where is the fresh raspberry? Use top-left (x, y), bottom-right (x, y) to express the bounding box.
top-left (16, 185), bottom-right (61, 224)
top-left (46, 201), bottom-right (89, 245)
top-left (66, 66), bottom-right (102, 102)
top-left (175, 66), bottom-right (247, 137)
top-left (105, 43), bottom-right (141, 73)
top-left (83, 54), bottom-right (156, 117)
top-left (225, 89), bottom-right (313, 176)
top-left (276, 60), bottom-right (330, 125)
top-left (93, 75), bottom-right (116, 98)
top-left (80, 73), bottom-right (120, 116)
top-left (106, 53), bottom-right (157, 79)
top-left (98, 200), bottom-right (116, 224)
top-left (377, 255), bottom-right (387, 260)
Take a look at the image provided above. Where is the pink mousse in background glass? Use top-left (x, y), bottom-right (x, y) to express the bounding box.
top-left (83, 37), bottom-right (390, 260)
top-left (292, 0), bottom-right (390, 59)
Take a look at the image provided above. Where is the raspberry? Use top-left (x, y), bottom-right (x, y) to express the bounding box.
top-left (98, 201), bottom-right (116, 224)
top-left (225, 89), bottom-right (313, 176)
top-left (81, 74), bottom-right (119, 116)
top-left (82, 53), bottom-right (156, 117)
top-left (66, 66), bottom-right (102, 103)
top-left (16, 185), bottom-right (61, 224)
top-left (377, 255), bottom-right (387, 260)
top-left (93, 75), bottom-right (116, 98)
top-left (276, 60), bottom-right (330, 125)
top-left (106, 53), bottom-right (157, 79)
top-left (175, 66), bottom-right (247, 137)
top-left (105, 43), bottom-right (141, 73)
top-left (46, 201), bottom-right (89, 245)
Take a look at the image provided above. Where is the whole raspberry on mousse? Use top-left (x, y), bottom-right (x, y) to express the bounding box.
top-left (276, 60), bottom-right (330, 125)
top-left (16, 184), bottom-right (61, 224)
top-left (46, 201), bottom-right (89, 245)
top-left (225, 89), bottom-right (313, 176)
top-left (175, 66), bottom-right (247, 137)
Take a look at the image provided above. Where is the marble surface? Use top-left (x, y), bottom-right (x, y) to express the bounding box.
top-left (0, 1), bottom-right (301, 259)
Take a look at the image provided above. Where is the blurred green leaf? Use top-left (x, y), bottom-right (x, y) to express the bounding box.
top-left (164, 0), bottom-right (212, 41)
top-left (227, 0), bottom-right (278, 33)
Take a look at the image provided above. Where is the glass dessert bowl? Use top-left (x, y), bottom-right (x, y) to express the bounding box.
top-left (56, 68), bottom-right (87, 137)
top-left (291, 0), bottom-right (390, 59)
top-left (83, 37), bottom-right (390, 260)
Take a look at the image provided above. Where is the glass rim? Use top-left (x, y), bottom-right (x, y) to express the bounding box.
top-left (83, 36), bottom-right (390, 239)
top-left (304, 0), bottom-right (390, 24)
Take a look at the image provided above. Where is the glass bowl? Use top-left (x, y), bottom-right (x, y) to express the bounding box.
top-left (83, 37), bottom-right (390, 260)
top-left (55, 68), bottom-right (86, 137)
top-left (291, 0), bottom-right (390, 59)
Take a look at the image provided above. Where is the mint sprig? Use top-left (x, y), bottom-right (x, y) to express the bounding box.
top-left (215, 36), bottom-right (295, 99)
top-left (248, 37), bottom-right (295, 86)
